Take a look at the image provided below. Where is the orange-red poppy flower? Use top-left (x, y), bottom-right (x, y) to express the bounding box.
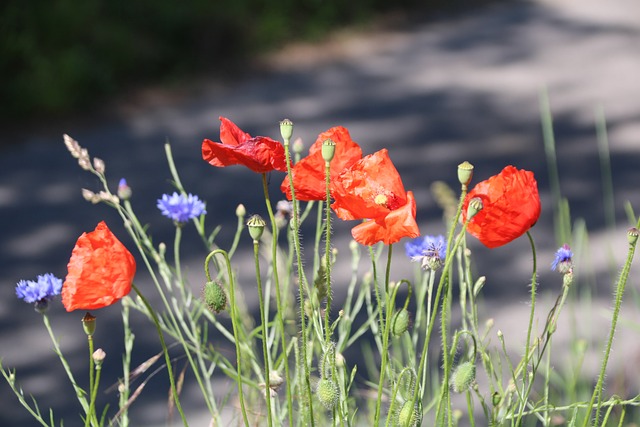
top-left (461, 165), bottom-right (541, 248)
top-left (280, 126), bottom-right (363, 201)
top-left (62, 221), bottom-right (136, 311)
top-left (331, 149), bottom-right (420, 246)
top-left (202, 116), bottom-right (287, 173)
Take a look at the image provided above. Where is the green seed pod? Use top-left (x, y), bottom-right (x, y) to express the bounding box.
top-left (203, 281), bottom-right (227, 313)
top-left (398, 401), bottom-right (421, 427)
top-left (450, 361), bottom-right (476, 393)
top-left (316, 378), bottom-right (339, 409)
top-left (321, 139), bottom-right (336, 163)
top-left (247, 215), bottom-right (266, 242)
top-left (280, 119), bottom-right (294, 142)
top-left (391, 308), bottom-right (411, 337)
top-left (457, 161), bottom-right (474, 188)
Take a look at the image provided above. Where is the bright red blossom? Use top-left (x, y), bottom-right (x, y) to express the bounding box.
top-left (331, 149), bottom-right (420, 246)
top-left (62, 221), bottom-right (136, 311)
top-left (281, 126), bottom-right (363, 201)
top-left (462, 165), bottom-right (541, 248)
top-left (202, 117), bottom-right (287, 173)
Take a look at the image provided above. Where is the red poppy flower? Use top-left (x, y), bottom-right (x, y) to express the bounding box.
top-left (461, 165), bottom-right (541, 248)
top-left (331, 149), bottom-right (420, 246)
top-left (62, 221), bottom-right (136, 311)
top-left (280, 126), bottom-right (363, 201)
top-left (202, 116), bottom-right (287, 173)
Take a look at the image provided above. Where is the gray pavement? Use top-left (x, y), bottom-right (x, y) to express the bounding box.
top-left (2, 0), bottom-right (640, 425)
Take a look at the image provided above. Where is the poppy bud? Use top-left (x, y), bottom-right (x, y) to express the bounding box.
top-left (247, 215), bottom-right (266, 242)
top-left (398, 401), bottom-right (421, 427)
top-left (392, 308), bottom-right (411, 337)
top-left (322, 139), bottom-right (336, 163)
top-left (457, 161), bottom-right (474, 188)
top-left (292, 137), bottom-right (305, 154)
top-left (82, 312), bottom-right (96, 336)
top-left (280, 119), bottom-right (294, 142)
top-left (316, 378), bottom-right (340, 409)
top-left (628, 227), bottom-right (639, 246)
top-left (236, 203), bottom-right (246, 218)
top-left (204, 281), bottom-right (227, 313)
top-left (92, 348), bottom-right (106, 366)
top-left (450, 361), bottom-right (476, 393)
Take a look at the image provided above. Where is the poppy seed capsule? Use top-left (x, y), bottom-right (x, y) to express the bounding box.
top-left (280, 119), bottom-right (294, 142)
top-left (398, 401), bottom-right (421, 427)
top-left (628, 227), bottom-right (639, 245)
top-left (392, 308), bottom-right (411, 336)
top-left (247, 215), bottom-right (266, 241)
top-left (322, 139), bottom-right (336, 163)
top-left (82, 312), bottom-right (97, 336)
top-left (204, 281), bottom-right (227, 313)
top-left (466, 197), bottom-right (483, 221)
top-left (316, 378), bottom-right (339, 409)
top-left (457, 161), bottom-right (474, 188)
top-left (450, 361), bottom-right (476, 393)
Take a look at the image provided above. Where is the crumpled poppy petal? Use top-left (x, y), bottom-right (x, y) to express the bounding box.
top-left (331, 149), bottom-right (407, 220)
top-left (281, 126), bottom-right (363, 201)
top-left (350, 191), bottom-right (420, 245)
top-left (462, 165), bottom-right (541, 248)
top-left (203, 136), bottom-right (286, 173)
top-left (219, 116), bottom-right (251, 146)
top-left (202, 117), bottom-right (287, 173)
top-left (62, 221), bottom-right (136, 311)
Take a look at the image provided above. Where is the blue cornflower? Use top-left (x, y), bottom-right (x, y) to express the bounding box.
top-left (157, 192), bottom-right (206, 223)
top-left (405, 235), bottom-right (447, 271)
top-left (551, 244), bottom-right (573, 274)
top-left (16, 273), bottom-right (63, 312)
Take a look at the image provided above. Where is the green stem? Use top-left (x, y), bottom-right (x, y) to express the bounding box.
top-left (324, 161), bottom-right (333, 347)
top-left (253, 238), bottom-right (273, 427)
top-left (261, 173), bottom-right (295, 426)
top-left (583, 234), bottom-right (637, 426)
top-left (204, 250), bottom-right (250, 426)
top-left (515, 231), bottom-right (538, 425)
top-left (131, 283), bottom-right (188, 427)
top-left (85, 334), bottom-right (97, 427)
top-left (281, 141), bottom-right (316, 425)
top-left (373, 244), bottom-right (394, 426)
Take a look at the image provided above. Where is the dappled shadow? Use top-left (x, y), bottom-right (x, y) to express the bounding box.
top-left (1, 0), bottom-right (640, 425)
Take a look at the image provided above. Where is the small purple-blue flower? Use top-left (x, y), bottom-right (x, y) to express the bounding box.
top-left (157, 192), bottom-right (206, 223)
top-left (551, 244), bottom-right (573, 274)
top-left (16, 273), bottom-right (62, 304)
top-left (405, 235), bottom-right (446, 270)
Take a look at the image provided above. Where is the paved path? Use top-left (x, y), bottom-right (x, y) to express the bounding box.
top-left (1, 1), bottom-right (640, 425)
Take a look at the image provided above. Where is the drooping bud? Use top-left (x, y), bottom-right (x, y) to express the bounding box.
top-left (316, 378), bottom-right (340, 409)
top-left (466, 197), bottom-right (483, 221)
top-left (321, 139), bottom-right (336, 163)
top-left (203, 281), bottom-right (227, 313)
top-left (82, 312), bottom-right (97, 336)
top-left (247, 215), bottom-right (266, 242)
top-left (280, 119), bottom-right (294, 143)
top-left (450, 361), bottom-right (476, 393)
top-left (391, 308), bottom-right (411, 337)
top-left (398, 401), bottom-right (421, 427)
top-left (117, 178), bottom-right (132, 200)
top-left (457, 161), bottom-right (474, 188)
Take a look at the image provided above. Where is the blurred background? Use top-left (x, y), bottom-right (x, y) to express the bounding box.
top-left (2, 0), bottom-right (640, 425)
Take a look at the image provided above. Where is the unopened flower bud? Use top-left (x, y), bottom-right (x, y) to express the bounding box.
top-left (392, 308), bottom-right (411, 337)
top-left (398, 401), bottom-right (421, 427)
top-left (92, 348), bottom-right (106, 365)
top-left (280, 119), bottom-right (294, 142)
top-left (247, 215), bottom-right (266, 242)
top-left (450, 361), bottom-right (476, 393)
top-left (63, 134), bottom-right (82, 158)
top-left (316, 378), bottom-right (339, 409)
top-left (203, 281), bottom-right (227, 313)
top-left (292, 137), bottom-right (304, 154)
top-left (117, 178), bottom-right (132, 200)
top-left (321, 139), bottom-right (336, 163)
top-left (269, 371), bottom-right (284, 390)
top-left (492, 391), bottom-right (501, 406)
top-left (457, 161), bottom-right (474, 188)
top-left (82, 312), bottom-right (96, 336)
top-left (236, 204), bottom-right (246, 218)
top-left (628, 227), bottom-right (639, 245)
top-left (82, 188), bottom-right (96, 202)
top-left (93, 158), bottom-right (105, 174)
top-left (466, 197), bottom-right (483, 220)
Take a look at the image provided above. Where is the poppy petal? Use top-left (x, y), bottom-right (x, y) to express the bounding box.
top-left (62, 221), bottom-right (136, 311)
top-left (219, 116), bottom-right (251, 146)
top-left (203, 136), bottom-right (287, 173)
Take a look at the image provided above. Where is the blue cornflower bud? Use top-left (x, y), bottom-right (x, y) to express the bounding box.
top-left (157, 192), bottom-right (206, 224)
top-left (15, 273), bottom-right (63, 313)
top-left (551, 244), bottom-right (573, 274)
